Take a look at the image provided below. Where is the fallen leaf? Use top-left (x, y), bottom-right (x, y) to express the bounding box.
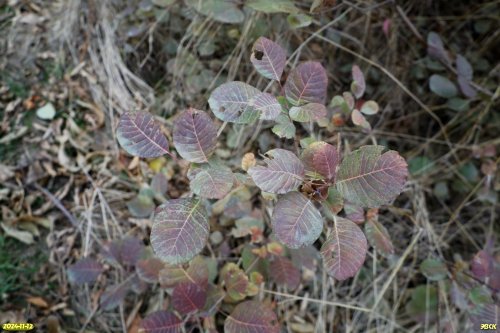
top-left (27, 296), bottom-right (49, 308)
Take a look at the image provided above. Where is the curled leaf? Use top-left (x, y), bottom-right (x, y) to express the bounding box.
top-left (248, 149), bottom-right (304, 194)
top-left (272, 192), bottom-right (323, 249)
top-left (116, 112), bottom-right (169, 158)
top-left (173, 108), bottom-right (217, 163)
top-left (364, 218), bottom-right (394, 257)
top-left (321, 217), bottom-right (367, 280)
top-left (301, 141), bottom-right (339, 181)
top-left (151, 199), bottom-right (209, 265)
top-left (250, 37), bottom-right (286, 81)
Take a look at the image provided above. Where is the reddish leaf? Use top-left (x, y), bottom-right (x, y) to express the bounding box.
top-left (269, 256), bottom-right (300, 289)
top-left (136, 258), bottom-right (166, 283)
top-left (140, 310), bottom-right (182, 333)
top-left (252, 92), bottom-right (282, 120)
top-left (208, 81), bottom-right (260, 124)
top-left (67, 258), bottom-right (103, 285)
top-left (471, 250), bottom-right (493, 280)
top-left (225, 300), bottom-right (280, 333)
top-left (336, 145), bottom-right (408, 208)
top-left (248, 149), bottom-right (304, 194)
top-left (151, 199), bottom-right (209, 265)
top-left (302, 141), bottom-right (339, 181)
top-left (116, 112), bottom-right (170, 158)
top-left (351, 109), bottom-right (371, 130)
top-left (289, 103), bottom-right (327, 122)
top-left (173, 108), bottom-right (217, 163)
top-left (272, 192), bottom-right (323, 249)
top-left (321, 217), bottom-right (367, 280)
top-left (172, 282), bottom-right (207, 315)
top-left (284, 61), bottom-right (327, 106)
top-left (351, 65), bottom-right (366, 98)
top-left (250, 37), bottom-right (286, 81)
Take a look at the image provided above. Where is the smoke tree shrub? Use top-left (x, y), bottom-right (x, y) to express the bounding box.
top-left (111, 37), bottom-right (409, 330)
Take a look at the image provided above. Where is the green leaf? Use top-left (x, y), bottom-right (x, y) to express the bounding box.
top-left (360, 100), bottom-right (379, 115)
top-left (429, 74), bottom-right (458, 98)
top-left (185, 0), bottom-right (244, 24)
top-left (287, 14), bottom-right (312, 29)
top-left (419, 258), bottom-right (448, 281)
top-left (247, 0), bottom-right (299, 14)
top-left (406, 285), bottom-right (438, 322)
top-left (188, 162), bottom-right (234, 199)
top-left (408, 156), bottom-right (433, 176)
top-left (36, 102), bottom-right (56, 120)
top-left (272, 114), bottom-right (296, 139)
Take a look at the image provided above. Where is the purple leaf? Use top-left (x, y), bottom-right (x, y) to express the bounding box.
top-left (302, 141), bottom-right (339, 181)
top-left (320, 216), bottom-right (367, 280)
top-left (208, 81), bottom-right (261, 124)
top-left (224, 300), bottom-right (280, 333)
top-left (471, 250), bottom-right (493, 280)
top-left (102, 236), bottom-right (145, 267)
top-left (336, 145), bottom-right (408, 208)
top-left (458, 76), bottom-right (477, 99)
top-left (250, 37), bottom-right (286, 81)
top-left (344, 201), bottom-right (365, 224)
top-left (140, 310), bottom-right (182, 333)
top-left (269, 256), bottom-right (301, 289)
top-left (151, 173), bottom-right (168, 196)
top-left (364, 218), bottom-right (394, 257)
top-left (284, 61), bottom-right (328, 106)
top-left (290, 245), bottom-right (319, 271)
top-left (427, 32), bottom-right (451, 64)
top-left (351, 65), bottom-right (366, 98)
top-left (188, 162), bottom-right (234, 199)
top-left (248, 149), bottom-right (304, 194)
top-left (136, 258), bottom-right (166, 283)
top-left (172, 282), bottom-right (207, 315)
top-left (272, 192), bottom-right (323, 249)
top-left (116, 112), bottom-right (170, 158)
top-left (151, 199), bottom-right (209, 265)
top-left (173, 108), bottom-right (218, 163)
top-left (252, 92), bottom-right (282, 120)
top-left (67, 258), bottom-right (103, 285)
top-left (100, 282), bottom-right (130, 310)
top-left (289, 103), bottom-right (327, 122)
top-left (456, 54), bottom-right (473, 80)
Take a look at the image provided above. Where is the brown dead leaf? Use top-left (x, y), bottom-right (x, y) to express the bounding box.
top-left (241, 152), bottom-right (256, 171)
top-left (27, 296), bottom-right (49, 308)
